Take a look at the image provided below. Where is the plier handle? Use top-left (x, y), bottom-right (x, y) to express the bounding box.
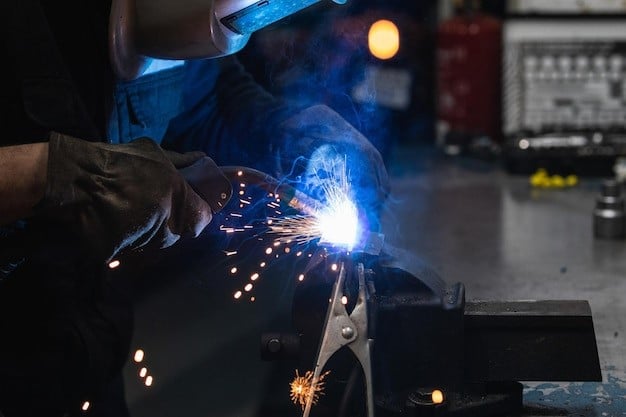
top-left (303, 261), bottom-right (375, 417)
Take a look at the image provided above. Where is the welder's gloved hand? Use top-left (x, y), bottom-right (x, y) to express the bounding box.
top-left (276, 105), bottom-right (390, 231)
top-left (38, 132), bottom-right (232, 263)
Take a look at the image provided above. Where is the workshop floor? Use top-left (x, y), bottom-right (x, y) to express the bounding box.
top-left (122, 144), bottom-right (626, 417)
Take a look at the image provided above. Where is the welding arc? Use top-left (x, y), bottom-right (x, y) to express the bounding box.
top-left (220, 166), bottom-right (322, 215)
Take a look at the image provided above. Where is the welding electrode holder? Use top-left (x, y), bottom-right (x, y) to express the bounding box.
top-left (593, 179), bottom-right (625, 239)
top-left (220, 166), bottom-right (322, 215)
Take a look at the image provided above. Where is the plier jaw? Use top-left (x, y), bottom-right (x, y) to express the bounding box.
top-left (303, 260), bottom-right (376, 417)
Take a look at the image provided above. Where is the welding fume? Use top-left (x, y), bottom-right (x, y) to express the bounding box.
top-left (0, 0), bottom-right (390, 415)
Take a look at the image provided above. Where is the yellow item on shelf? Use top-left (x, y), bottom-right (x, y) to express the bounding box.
top-left (529, 169), bottom-right (579, 189)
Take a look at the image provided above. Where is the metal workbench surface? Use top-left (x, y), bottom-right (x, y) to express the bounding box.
top-left (383, 145), bottom-right (626, 416)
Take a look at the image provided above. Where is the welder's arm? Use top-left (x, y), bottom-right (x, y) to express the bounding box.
top-left (0, 142), bottom-right (48, 225)
top-left (34, 133), bottom-right (232, 263)
top-left (163, 56), bottom-right (302, 173)
top-left (163, 57), bottom-right (389, 228)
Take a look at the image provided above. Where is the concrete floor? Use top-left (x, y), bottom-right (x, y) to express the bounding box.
top-left (122, 145), bottom-right (626, 416)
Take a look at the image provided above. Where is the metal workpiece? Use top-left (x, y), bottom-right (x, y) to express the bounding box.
top-left (593, 179), bottom-right (625, 239)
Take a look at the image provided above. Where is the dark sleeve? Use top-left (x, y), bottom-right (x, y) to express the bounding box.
top-left (162, 56), bottom-right (303, 173)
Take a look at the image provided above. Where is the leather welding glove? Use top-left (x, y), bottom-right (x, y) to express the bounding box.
top-left (276, 105), bottom-right (390, 231)
top-left (37, 132), bottom-right (232, 264)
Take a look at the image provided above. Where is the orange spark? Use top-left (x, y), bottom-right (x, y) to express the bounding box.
top-left (289, 370), bottom-right (331, 410)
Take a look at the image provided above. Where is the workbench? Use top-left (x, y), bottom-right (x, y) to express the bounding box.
top-left (384, 145), bottom-right (626, 417)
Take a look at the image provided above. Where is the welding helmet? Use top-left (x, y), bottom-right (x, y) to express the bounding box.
top-left (109, 0), bottom-right (345, 80)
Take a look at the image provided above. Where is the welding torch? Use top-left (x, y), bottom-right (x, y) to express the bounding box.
top-left (220, 166), bottom-right (323, 216)
top-left (219, 166), bottom-right (384, 257)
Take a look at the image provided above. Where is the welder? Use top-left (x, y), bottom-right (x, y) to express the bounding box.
top-left (0, 0), bottom-right (389, 416)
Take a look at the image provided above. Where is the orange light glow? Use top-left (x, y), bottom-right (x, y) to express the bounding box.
top-left (368, 19), bottom-right (400, 60)
top-left (432, 389), bottom-right (444, 404)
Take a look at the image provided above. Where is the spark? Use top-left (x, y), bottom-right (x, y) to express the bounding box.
top-left (266, 158), bottom-right (359, 249)
top-left (81, 401), bottom-right (90, 411)
top-left (230, 267), bottom-right (238, 274)
top-left (230, 213), bottom-right (242, 217)
top-left (108, 260), bottom-right (121, 269)
top-left (298, 274), bottom-right (305, 281)
top-left (139, 367), bottom-right (147, 378)
top-left (266, 215), bottom-right (322, 245)
top-left (265, 247), bottom-right (273, 255)
top-left (133, 349), bottom-right (144, 363)
top-left (331, 263), bottom-right (338, 271)
top-left (145, 376), bottom-right (153, 387)
top-left (239, 190), bottom-right (245, 195)
top-left (224, 251), bottom-right (237, 256)
top-left (240, 183), bottom-right (246, 187)
top-left (341, 296), bottom-right (348, 305)
top-left (250, 273), bottom-right (259, 281)
top-left (244, 283), bottom-right (253, 292)
top-left (290, 370), bottom-right (331, 411)
top-left (260, 262), bottom-right (266, 267)
top-left (234, 291), bottom-right (242, 299)
top-left (284, 247), bottom-right (291, 253)
top-left (251, 296), bottom-right (256, 302)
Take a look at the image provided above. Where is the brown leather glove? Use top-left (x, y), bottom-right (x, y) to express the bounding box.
top-left (37, 132), bottom-right (232, 263)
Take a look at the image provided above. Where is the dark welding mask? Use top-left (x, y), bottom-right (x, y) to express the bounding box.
top-left (109, 0), bottom-right (345, 80)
